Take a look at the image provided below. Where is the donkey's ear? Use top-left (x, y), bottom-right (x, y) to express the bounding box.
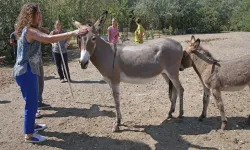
top-left (193, 39), bottom-right (200, 49)
top-left (73, 21), bottom-right (82, 28)
top-left (94, 10), bottom-right (108, 34)
top-left (191, 35), bottom-right (195, 43)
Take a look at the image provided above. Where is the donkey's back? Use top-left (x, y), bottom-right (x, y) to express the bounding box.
top-left (215, 54), bottom-right (250, 90)
top-left (121, 38), bottom-right (183, 53)
top-left (117, 38), bottom-right (183, 81)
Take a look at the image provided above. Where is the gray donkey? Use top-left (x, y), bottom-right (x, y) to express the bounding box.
top-left (73, 11), bottom-right (184, 132)
top-left (181, 35), bottom-right (250, 130)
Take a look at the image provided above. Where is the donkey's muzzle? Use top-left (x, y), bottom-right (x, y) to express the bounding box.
top-left (80, 60), bottom-right (89, 69)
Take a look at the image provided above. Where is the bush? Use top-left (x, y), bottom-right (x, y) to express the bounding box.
top-left (163, 26), bottom-right (173, 35)
top-left (145, 31), bottom-right (150, 40)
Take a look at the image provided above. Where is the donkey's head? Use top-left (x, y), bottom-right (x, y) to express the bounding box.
top-left (73, 10), bottom-right (108, 69)
top-left (181, 35), bottom-right (220, 69)
top-left (181, 35), bottom-right (200, 69)
top-left (185, 35), bottom-right (201, 54)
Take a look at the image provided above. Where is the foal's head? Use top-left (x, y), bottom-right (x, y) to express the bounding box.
top-left (180, 36), bottom-right (199, 69)
top-left (181, 35), bottom-right (219, 69)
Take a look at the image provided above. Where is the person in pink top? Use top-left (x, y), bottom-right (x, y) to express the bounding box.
top-left (107, 18), bottom-right (119, 43)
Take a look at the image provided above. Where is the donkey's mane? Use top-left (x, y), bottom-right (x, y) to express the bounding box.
top-left (197, 46), bottom-right (219, 62)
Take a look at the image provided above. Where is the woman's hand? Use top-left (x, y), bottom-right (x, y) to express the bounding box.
top-left (115, 33), bottom-right (119, 38)
top-left (73, 27), bottom-right (88, 36)
top-left (10, 39), bottom-right (16, 46)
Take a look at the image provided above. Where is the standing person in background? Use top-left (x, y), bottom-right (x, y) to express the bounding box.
top-left (50, 20), bottom-right (71, 83)
top-left (13, 2), bottom-right (88, 143)
top-left (134, 18), bottom-right (146, 44)
top-left (9, 24), bottom-right (18, 61)
top-left (36, 27), bottom-right (51, 118)
top-left (107, 18), bottom-right (119, 44)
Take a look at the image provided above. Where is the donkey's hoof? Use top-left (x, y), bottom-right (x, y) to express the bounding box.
top-left (177, 115), bottom-right (184, 119)
top-left (198, 115), bottom-right (206, 121)
top-left (112, 126), bottom-right (120, 132)
top-left (247, 115), bottom-right (250, 125)
top-left (198, 117), bottom-right (203, 122)
top-left (221, 121), bottom-right (227, 130)
top-left (167, 115), bottom-right (173, 120)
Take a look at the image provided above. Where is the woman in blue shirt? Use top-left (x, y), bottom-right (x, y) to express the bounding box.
top-left (13, 3), bottom-right (87, 143)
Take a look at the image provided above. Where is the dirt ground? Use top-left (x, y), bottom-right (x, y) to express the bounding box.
top-left (0, 32), bottom-right (250, 150)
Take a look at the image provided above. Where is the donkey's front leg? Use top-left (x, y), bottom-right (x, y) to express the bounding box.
top-left (110, 83), bottom-right (121, 132)
top-left (199, 87), bottom-right (211, 121)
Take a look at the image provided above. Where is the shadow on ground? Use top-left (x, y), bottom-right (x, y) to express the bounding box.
top-left (40, 131), bottom-right (151, 150)
top-left (70, 80), bottom-right (106, 84)
top-left (124, 116), bottom-right (250, 150)
top-left (42, 104), bottom-right (115, 118)
top-left (44, 76), bottom-right (59, 81)
top-left (0, 100), bottom-right (11, 104)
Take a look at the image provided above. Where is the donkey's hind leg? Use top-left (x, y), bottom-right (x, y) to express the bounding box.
top-left (199, 87), bottom-right (211, 121)
top-left (212, 88), bottom-right (227, 130)
top-left (165, 72), bottom-right (184, 118)
top-left (110, 83), bottom-right (122, 132)
top-left (162, 73), bottom-right (177, 119)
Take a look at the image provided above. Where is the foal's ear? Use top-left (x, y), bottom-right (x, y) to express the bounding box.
top-left (191, 35), bottom-right (195, 43)
top-left (73, 21), bottom-right (82, 28)
top-left (193, 39), bottom-right (200, 49)
top-left (94, 10), bottom-right (108, 34)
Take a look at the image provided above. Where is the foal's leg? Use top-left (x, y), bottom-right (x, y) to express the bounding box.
top-left (247, 86), bottom-right (250, 122)
top-left (110, 83), bottom-right (122, 132)
top-left (212, 88), bottom-right (227, 130)
top-left (199, 87), bottom-right (211, 121)
top-left (162, 73), bottom-right (177, 119)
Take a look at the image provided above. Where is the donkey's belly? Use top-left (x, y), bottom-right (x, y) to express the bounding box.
top-left (120, 72), bottom-right (159, 84)
top-left (221, 85), bottom-right (247, 92)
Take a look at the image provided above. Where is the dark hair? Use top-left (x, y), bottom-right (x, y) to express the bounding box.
top-left (135, 18), bottom-right (141, 24)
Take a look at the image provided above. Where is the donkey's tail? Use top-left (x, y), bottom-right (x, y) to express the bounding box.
top-left (169, 80), bottom-right (173, 100)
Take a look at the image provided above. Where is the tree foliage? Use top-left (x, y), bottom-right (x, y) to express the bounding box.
top-left (0, 0), bottom-right (250, 63)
